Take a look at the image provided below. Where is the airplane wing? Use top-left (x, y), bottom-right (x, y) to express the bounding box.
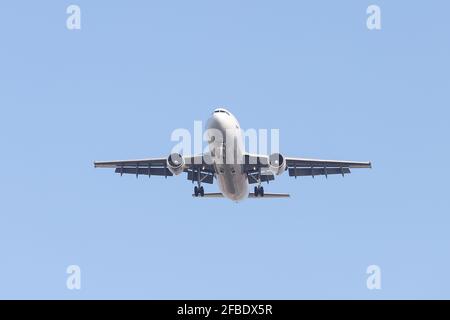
top-left (94, 158), bottom-right (173, 176)
top-left (285, 157), bottom-right (371, 178)
top-left (243, 153), bottom-right (371, 178)
top-left (94, 155), bottom-right (216, 183)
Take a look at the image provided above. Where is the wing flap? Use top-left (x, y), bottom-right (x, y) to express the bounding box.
top-left (286, 157), bottom-right (371, 169)
top-left (114, 167), bottom-right (173, 176)
top-left (289, 167), bottom-right (351, 177)
top-left (94, 158), bottom-right (167, 168)
top-left (247, 173), bottom-right (275, 184)
top-left (186, 170), bottom-right (214, 184)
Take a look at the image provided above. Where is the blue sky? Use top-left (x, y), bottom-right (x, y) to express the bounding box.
top-left (0, 1), bottom-right (449, 299)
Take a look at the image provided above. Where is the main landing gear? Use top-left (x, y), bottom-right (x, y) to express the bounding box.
top-left (254, 185), bottom-right (264, 197)
top-left (194, 185), bottom-right (205, 197)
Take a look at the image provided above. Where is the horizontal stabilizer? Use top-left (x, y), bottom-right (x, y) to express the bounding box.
top-left (192, 193), bottom-right (224, 198)
top-left (193, 193), bottom-right (290, 199)
top-left (248, 193), bottom-right (290, 198)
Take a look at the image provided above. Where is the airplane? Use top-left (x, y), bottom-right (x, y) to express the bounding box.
top-left (94, 108), bottom-right (371, 201)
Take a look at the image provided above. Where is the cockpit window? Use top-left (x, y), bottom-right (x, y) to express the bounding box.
top-left (213, 109), bottom-right (230, 115)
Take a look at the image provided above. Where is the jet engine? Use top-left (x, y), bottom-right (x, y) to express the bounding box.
top-left (268, 153), bottom-right (286, 175)
top-left (167, 153), bottom-right (185, 175)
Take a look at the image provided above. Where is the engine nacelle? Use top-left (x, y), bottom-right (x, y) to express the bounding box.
top-left (268, 153), bottom-right (286, 175)
top-left (167, 153), bottom-right (185, 175)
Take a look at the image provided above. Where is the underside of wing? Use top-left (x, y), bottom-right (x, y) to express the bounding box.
top-left (94, 155), bottom-right (216, 183)
top-left (286, 158), bottom-right (372, 169)
top-left (94, 158), bottom-right (167, 168)
top-left (286, 157), bottom-right (371, 178)
top-left (247, 172), bottom-right (274, 184)
top-left (243, 153), bottom-right (371, 179)
top-left (94, 158), bottom-right (171, 177)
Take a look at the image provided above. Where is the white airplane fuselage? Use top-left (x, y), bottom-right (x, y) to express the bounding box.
top-left (206, 109), bottom-right (248, 201)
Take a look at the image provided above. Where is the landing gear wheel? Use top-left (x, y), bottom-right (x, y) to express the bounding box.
top-left (254, 186), bottom-right (264, 197)
top-left (200, 186), bottom-right (205, 197)
top-left (194, 186), bottom-right (199, 197)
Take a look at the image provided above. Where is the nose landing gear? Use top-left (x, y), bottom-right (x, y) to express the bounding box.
top-left (192, 167), bottom-right (206, 197)
top-left (253, 168), bottom-right (265, 197)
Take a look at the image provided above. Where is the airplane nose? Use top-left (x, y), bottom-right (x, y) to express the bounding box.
top-left (207, 113), bottom-right (226, 131)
